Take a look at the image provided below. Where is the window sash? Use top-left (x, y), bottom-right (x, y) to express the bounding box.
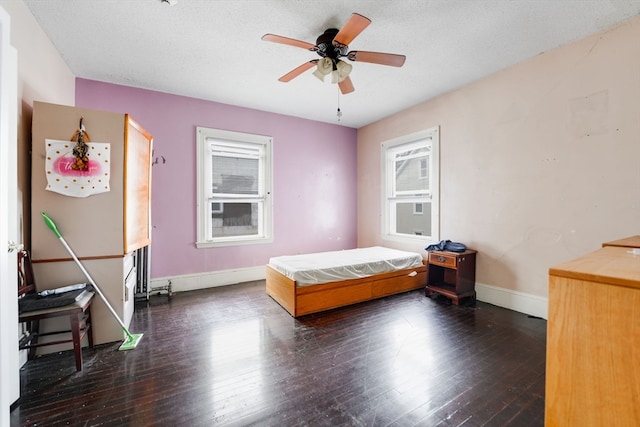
top-left (389, 139), bottom-right (431, 197)
top-left (381, 127), bottom-right (439, 242)
top-left (197, 127), bottom-right (272, 247)
top-left (208, 139), bottom-right (264, 198)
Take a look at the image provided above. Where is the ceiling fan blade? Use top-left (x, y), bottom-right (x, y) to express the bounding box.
top-left (347, 51), bottom-right (406, 67)
top-left (333, 13), bottom-right (371, 47)
top-left (262, 34), bottom-right (316, 51)
top-left (278, 61), bottom-right (317, 82)
top-left (338, 76), bottom-right (355, 94)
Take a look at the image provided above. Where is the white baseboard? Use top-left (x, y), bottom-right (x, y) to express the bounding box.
top-left (476, 282), bottom-right (548, 320)
top-left (151, 269), bottom-right (548, 320)
top-left (150, 265), bottom-right (266, 293)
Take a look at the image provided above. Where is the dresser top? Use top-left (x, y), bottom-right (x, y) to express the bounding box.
top-left (549, 246), bottom-right (640, 289)
top-left (602, 235), bottom-right (640, 248)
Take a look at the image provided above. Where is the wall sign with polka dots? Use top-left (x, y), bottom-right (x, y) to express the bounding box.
top-left (45, 139), bottom-right (111, 198)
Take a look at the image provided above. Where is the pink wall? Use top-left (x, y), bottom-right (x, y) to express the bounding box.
top-left (76, 79), bottom-right (357, 279)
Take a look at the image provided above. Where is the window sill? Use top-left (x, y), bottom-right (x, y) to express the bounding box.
top-left (196, 236), bottom-right (273, 248)
top-left (382, 233), bottom-right (436, 246)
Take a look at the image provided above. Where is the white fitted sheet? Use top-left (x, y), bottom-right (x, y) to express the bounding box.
top-left (268, 246), bottom-right (424, 286)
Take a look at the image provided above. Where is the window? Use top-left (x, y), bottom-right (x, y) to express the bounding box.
top-left (381, 126), bottom-right (439, 243)
top-left (196, 127), bottom-right (272, 247)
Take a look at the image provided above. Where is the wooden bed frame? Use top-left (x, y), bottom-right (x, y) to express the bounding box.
top-left (265, 262), bottom-right (427, 317)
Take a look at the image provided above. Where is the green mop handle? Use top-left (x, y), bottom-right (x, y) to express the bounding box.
top-left (40, 211), bottom-right (132, 337)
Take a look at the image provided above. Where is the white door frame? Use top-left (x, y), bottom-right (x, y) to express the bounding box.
top-left (0, 4), bottom-right (20, 424)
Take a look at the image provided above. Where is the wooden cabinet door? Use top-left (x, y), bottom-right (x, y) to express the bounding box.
top-left (124, 115), bottom-right (152, 253)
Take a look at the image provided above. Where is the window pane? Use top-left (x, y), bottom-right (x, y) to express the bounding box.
top-left (211, 202), bottom-right (260, 238)
top-left (394, 202), bottom-right (431, 236)
top-left (212, 156), bottom-right (259, 195)
top-left (394, 145), bottom-right (429, 160)
top-left (395, 156), bottom-right (429, 193)
top-left (393, 144), bottom-right (430, 195)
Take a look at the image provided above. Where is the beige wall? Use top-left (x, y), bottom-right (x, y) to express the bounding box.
top-left (0, 0), bottom-right (75, 247)
top-left (1, 0), bottom-right (74, 105)
top-left (358, 16), bottom-right (640, 301)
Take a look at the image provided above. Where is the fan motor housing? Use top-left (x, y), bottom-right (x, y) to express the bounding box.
top-left (316, 28), bottom-right (345, 59)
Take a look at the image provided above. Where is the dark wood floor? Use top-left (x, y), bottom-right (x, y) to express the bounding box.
top-left (11, 281), bottom-right (546, 426)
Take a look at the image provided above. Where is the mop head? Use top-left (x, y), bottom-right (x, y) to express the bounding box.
top-left (119, 332), bottom-right (144, 351)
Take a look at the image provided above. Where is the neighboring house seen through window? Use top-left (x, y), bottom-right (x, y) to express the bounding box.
top-left (382, 126), bottom-right (439, 243)
top-left (196, 127), bottom-right (272, 247)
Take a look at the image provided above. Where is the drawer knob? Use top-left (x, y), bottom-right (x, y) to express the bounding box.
top-left (438, 256), bottom-right (446, 262)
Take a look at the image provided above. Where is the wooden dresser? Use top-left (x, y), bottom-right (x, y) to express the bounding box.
top-left (545, 244), bottom-right (640, 426)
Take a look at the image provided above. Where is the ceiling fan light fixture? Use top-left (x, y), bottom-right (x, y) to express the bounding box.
top-left (313, 69), bottom-right (327, 81)
top-left (331, 70), bottom-right (339, 84)
top-left (332, 60), bottom-right (352, 83)
top-left (313, 57), bottom-right (333, 81)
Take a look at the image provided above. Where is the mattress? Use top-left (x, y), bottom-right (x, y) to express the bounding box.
top-left (268, 246), bottom-right (424, 286)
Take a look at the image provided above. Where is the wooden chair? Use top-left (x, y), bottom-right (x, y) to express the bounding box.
top-left (17, 250), bottom-right (95, 371)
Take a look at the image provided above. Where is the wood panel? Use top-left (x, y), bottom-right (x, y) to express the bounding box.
top-left (602, 235), bottom-right (640, 248)
top-left (265, 264), bottom-right (296, 314)
top-left (546, 246), bottom-right (640, 426)
top-left (31, 101), bottom-right (125, 260)
top-left (371, 270), bottom-right (426, 297)
top-left (548, 246), bottom-right (640, 289)
top-left (123, 115), bottom-right (153, 253)
top-left (297, 281), bottom-right (372, 315)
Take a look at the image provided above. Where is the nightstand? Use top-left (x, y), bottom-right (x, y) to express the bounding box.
top-left (425, 249), bottom-right (477, 305)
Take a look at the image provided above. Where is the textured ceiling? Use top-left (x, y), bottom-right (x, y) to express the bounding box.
top-left (24, 0), bottom-right (640, 128)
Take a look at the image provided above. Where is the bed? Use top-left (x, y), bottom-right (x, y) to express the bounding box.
top-left (266, 246), bottom-right (427, 317)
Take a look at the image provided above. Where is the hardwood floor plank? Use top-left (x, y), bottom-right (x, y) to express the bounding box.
top-left (11, 281), bottom-right (546, 426)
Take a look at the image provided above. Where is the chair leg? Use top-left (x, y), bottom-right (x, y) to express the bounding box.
top-left (86, 307), bottom-right (94, 348)
top-left (70, 313), bottom-right (83, 371)
top-left (28, 320), bottom-right (40, 360)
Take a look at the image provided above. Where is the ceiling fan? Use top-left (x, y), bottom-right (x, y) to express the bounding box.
top-left (262, 13), bottom-right (406, 95)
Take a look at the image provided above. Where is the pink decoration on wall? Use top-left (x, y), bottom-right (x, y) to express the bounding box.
top-left (45, 139), bottom-right (111, 198)
top-left (52, 156), bottom-right (102, 176)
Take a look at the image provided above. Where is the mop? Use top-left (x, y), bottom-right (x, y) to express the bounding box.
top-left (41, 212), bottom-right (143, 351)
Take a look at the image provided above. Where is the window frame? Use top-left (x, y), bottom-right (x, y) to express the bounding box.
top-left (196, 126), bottom-right (273, 248)
top-left (381, 126), bottom-right (440, 244)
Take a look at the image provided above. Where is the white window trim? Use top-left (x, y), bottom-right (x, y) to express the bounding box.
top-left (196, 127), bottom-right (273, 248)
top-left (381, 126), bottom-right (440, 244)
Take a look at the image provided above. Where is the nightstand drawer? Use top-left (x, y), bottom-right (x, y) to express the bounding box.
top-left (428, 251), bottom-right (457, 268)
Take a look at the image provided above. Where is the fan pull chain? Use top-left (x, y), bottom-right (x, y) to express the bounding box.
top-left (336, 89), bottom-right (342, 121)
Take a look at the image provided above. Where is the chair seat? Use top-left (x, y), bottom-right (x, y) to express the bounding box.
top-left (19, 290), bottom-right (95, 319)
top-left (18, 250), bottom-right (96, 371)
